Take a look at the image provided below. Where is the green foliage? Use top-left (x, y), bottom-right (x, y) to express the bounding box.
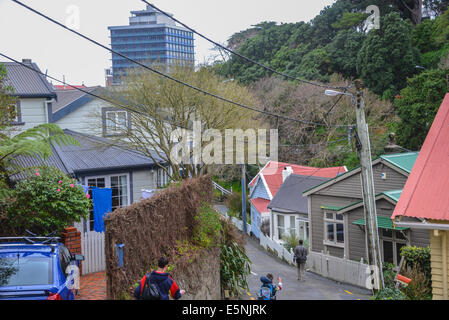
top-left (395, 68), bottom-right (449, 150)
top-left (400, 246), bottom-right (431, 281)
top-left (192, 204), bottom-right (223, 248)
top-left (357, 12), bottom-right (420, 97)
top-left (281, 232), bottom-right (309, 252)
top-left (225, 192), bottom-right (250, 218)
top-left (220, 240), bottom-right (251, 297)
top-left (331, 11), bottom-right (368, 30)
top-left (7, 166), bottom-right (90, 235)
top-left (373, 287), bottom-right (407, 300)
top-left (327, 30), bottom-right (367, 79)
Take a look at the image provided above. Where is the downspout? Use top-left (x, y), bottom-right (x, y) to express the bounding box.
top-left (443, 231), bottom-right (448, 300)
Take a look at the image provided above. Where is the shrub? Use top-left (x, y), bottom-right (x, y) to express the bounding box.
top-left (373, 287), bottom-right (407, 300)
top-left (281, 232), bottom-right (309, 252)
top-left (402, 265), bottom-right (432, 300)
top-left (7, 166), bottom-right (90, 235)
top-left (192, 204), bottom-right (222, 248)
top-left (220, 219), bottom-right (251, 298)
top-left (400, 246), bottom-right (431, 281)
top-left (225, 192), bottom-right (250, 219)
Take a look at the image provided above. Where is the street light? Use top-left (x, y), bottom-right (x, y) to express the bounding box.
top-left (324, 89), bottom-right (352, 97)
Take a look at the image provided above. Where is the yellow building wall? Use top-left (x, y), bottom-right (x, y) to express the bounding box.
top-left (430, 228), bottom-right (449, 300)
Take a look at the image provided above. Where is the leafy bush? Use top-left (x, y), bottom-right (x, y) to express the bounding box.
top-left (400, 246), bottom-right (431, 281)
top-left (373, 287), bottom-right (407, 300)
top-left (220, 219), bottom-right (251, 298)
top-left (281, 232), bottom-right (309, 252)
top-left (402, 265), bottom-right (432, 300)
top-left (7, 166), bottom-right (90, 235)
top-left (225, 192), bottom-right (250, 218)
top-left (192, 204), bottom-right (223, 248)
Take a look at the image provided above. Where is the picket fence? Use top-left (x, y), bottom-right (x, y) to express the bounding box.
top-left (222, 211), bottom-right (371, 289)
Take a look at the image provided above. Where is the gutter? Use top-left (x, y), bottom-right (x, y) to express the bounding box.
top-left (393, 221), bottom-right (449, 231)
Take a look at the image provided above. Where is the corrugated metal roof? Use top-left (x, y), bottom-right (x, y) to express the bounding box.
top-left (392, 93), bottom-right (449, 221)
top-left (250, 198), bottom-right (271, 215)
top-left (56, 130), bottom-right (162, 173)
top-left (10, 130), bottom-right (164, 180)
top-left (380, 152), bottom-right (419, 174)
top-left (2, 61), bottom-right (56, 98)
top-left (353, 216), bottom-right (409, 231)
top-left (268, 174), bottom-right (330, 214)
top-left (52, 87), bottom-right (99, 113)
top-left (249, 161), bottom-right (346, 198)
top-left (10, 146), bottom-right (70, 181)
top-left (383, 190), bottom-right (402, 203)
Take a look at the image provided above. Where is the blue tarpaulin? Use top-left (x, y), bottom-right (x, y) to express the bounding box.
top-left (92, 187), bottom-right (112, 233)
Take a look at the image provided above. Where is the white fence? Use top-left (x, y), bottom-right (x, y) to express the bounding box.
top-left (222, 211), bottom-right (371, 289)
top-left (81, 230), bottom-right (106, 275)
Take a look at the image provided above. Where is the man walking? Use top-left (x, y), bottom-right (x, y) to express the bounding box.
top-left (294, 240), bottom-right (308, 282)
top-left (134, 256), bottom-right (185, 300)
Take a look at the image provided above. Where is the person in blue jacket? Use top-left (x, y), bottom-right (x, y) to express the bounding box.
top-left (258, 273), bottom-right (282, 300)
top-left (134, 256), bottom-right (185, 300)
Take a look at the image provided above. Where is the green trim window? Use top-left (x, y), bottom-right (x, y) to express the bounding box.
top-left (324, 212), bottom-right (344, 245)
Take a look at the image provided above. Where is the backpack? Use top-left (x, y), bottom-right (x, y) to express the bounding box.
top-left (258, 284), bottom-right (275, 300)
top-left (141, 273), bottom-right (161, 300)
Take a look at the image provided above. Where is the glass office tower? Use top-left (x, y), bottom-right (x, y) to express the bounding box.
top-left (108, 5), bottom-right (195, 84)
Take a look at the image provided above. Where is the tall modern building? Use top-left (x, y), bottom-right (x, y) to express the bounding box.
top-left (108, 4), bottom-right (195, 84)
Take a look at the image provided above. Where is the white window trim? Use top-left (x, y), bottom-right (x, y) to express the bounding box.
top-left (84, 173), bottom-right (131, 207)
top-left (323, 211), bottom-right (345, 247)
top-left (105, 110), bottom-right (128, 134)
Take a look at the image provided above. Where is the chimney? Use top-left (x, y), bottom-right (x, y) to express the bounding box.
top-left (282, 166), bottom-right (293, 182)
top-left (22, 59), bottom-right (32, 64)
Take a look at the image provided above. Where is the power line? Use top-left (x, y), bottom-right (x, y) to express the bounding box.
top-left (142, 0), bottom-right (350, 91)
top-left (11, 0), bottom-right (352, 129)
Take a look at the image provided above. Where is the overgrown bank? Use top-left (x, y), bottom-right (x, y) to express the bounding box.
top-left (104, 175), bottom-right (250, 300)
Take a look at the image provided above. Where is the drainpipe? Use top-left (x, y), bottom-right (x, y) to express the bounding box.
top-left (443, 231), bottom-right (448, 300)
top-left (45, 98), bottom-right (55, 123)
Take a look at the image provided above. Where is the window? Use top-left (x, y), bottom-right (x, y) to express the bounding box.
top-left (382, 229), bottom-right (407, 265)
top-left (289, 216), bottom-right (296, 236)
top-left (103, 109), bottom-right (129, 136)
top-left (0, 257), bottom-right (53, 286)
top-left (324, 212), bottom-right (344, 245)
top-left (277, 215), bottom-right (285, 239)
top-left (4, 102), bottom-right (23, 125)
top-left (157, 168), bottom-right (170, 188)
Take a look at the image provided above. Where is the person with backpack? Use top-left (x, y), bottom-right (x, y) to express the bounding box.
top-left (294, 239), bottom-right (308, 282)
top-left (134, 256), bottom-right (185, 300)
top-left (257, 274), bottom-right (282, 300)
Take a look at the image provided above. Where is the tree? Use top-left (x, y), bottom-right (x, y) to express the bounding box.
top-left (327, 29), bottom-right (367, 79)
top-left (357, 12), bottom-right (420, 98)
top-left (0, 63), bottom-right (80, 200)
top-left (395, 68), bottom-right (449, 150)
top-left (109, 65), bottom-right (261, 181)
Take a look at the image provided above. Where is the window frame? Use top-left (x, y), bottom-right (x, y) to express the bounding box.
top-left (381, 229), bottom-right (409, 265)
top-left (102, 107), bottom-right (130, 137)
top-left (323, 211), bottom-right (345, 248)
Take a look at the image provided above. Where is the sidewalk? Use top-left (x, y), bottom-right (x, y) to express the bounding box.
top-left (76, 271), bottom-right (107, 300)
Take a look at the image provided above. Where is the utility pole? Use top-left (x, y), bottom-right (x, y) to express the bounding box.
top-left (241, 163), bottom-right (247, 234)
top-left (354, 79), bottom-right (384, 293)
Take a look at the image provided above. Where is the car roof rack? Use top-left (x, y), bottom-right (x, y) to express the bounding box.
top-left (0, 230), bottom-right (60, 245)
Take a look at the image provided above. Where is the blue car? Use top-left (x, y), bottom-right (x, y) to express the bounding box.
top-left (0, 236), bottom-right (84, 300)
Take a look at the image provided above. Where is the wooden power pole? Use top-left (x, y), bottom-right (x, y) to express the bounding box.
top-left (242, 163), bottom-right (247, 234)
top-left (354, 80), bottom-right (384, 293)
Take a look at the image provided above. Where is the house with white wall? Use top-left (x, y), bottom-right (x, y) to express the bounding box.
top-left (248, 161), bottom-right (347, 240)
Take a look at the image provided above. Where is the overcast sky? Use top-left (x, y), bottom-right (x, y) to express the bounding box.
top-left (0, 0), bottom-right (335, 86)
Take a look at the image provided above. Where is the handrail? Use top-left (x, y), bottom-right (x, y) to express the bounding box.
top-left (212, 181), bottom-right (232, 195)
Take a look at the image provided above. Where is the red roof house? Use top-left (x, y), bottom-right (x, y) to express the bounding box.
top-left (392, 93), bottom-right (449, 222)
top-left (392, 93), bottom-right (449, 300)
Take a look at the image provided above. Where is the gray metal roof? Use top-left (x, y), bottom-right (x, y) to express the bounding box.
top-left (55, 130), bottom-right (164, 174)
top-left (10, 147), bottom-right (70, 181)
top-left (11, 130), bottom-right (164, 180)
top-left (2, 61), bottom-right (56, 99)
top-left (268, 174), bottom-right (330, 214)
top-left (52, 87), bottom-right (99, 113)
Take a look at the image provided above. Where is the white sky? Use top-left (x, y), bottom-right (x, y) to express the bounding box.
top-left (0, 0), bottom-right (335, 86)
